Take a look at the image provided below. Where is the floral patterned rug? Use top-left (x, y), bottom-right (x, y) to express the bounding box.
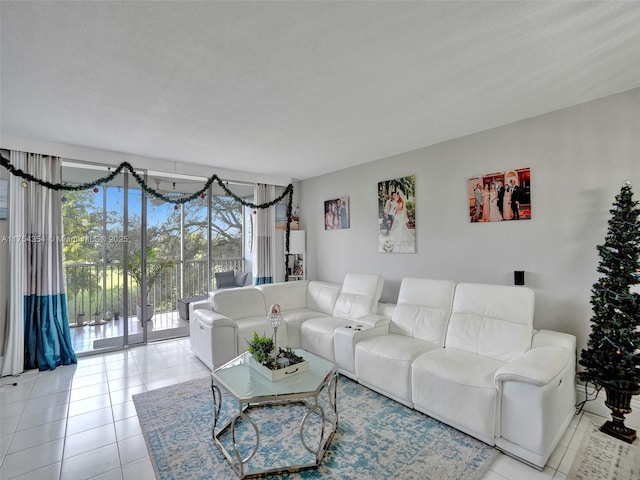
top-left (568, 421), bottom-right (640, 480)
top-left (133, 375), bottom-right (499, 480)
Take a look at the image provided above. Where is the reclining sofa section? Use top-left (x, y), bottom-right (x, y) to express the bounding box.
top-left (190, 275), bottom-right (576, 470)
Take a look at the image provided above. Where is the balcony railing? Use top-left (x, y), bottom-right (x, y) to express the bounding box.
top-left (64, 258), bottom-right (245, 324)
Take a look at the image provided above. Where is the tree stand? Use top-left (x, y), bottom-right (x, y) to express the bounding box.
top-left (601, 385), bottom-right (640, 444)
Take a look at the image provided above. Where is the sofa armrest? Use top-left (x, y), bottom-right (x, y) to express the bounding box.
top-left (351, 313), bottom-right (391, 329)
top-left (189, 298), bottom-right (213, 322)
top-left (495, 347), bottom-right (572, 386)
top-left (191, 299), bottom-right (212, 312)
top-left (531, 329), bottom-right (576, 351)
top-left (192, 309), bottom-right (237, 328)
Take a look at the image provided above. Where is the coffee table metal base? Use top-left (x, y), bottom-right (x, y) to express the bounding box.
top-left (211, 372), bottom-right (338, 479)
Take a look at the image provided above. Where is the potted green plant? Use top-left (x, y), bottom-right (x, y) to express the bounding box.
top-left (128, 247), bottom-right (174, 322)
top-left (578, 181), bottom-right (640, 443)
top-left (246, 331), bottom-right (275, 366)
top-left (246, 331), bottom-right (305, 369)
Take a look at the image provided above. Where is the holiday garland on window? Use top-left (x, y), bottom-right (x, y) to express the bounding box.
top-left (578, 181), bottom-right (640, 389)
top-left (1, 154), bottom-right (296, 281)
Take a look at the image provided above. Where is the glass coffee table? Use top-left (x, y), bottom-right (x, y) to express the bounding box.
top-left (211, 349), bottom-right (339, 479)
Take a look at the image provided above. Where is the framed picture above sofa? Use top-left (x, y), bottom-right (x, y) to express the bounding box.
top-left (378, 175), bottom-right (416, 253)
top-left (469, 167), bottom-right (532, 223)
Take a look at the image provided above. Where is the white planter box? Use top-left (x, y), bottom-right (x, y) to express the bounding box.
top-left (249, 355), bottom-right (310, 382)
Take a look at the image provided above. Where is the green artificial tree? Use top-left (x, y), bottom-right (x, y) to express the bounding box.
top-left (578, 180), bottom-right (640, 443)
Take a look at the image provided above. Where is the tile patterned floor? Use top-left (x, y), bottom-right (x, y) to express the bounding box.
top-left (0, 338), bottom-right (603, 480)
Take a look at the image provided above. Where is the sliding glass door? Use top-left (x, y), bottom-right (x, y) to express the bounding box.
top-left (62, 162), bottom-right (250, 355)
top-left (62, 163), bottom-right (137, 353)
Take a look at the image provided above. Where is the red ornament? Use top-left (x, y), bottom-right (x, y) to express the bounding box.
top-left (174, 205), bottom-right (179, 210)
top-left (93, 187), bottom-right (99, 193)
top-left (201, 193), bottom-right (206, 199)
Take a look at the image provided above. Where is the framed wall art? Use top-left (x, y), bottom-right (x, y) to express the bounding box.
top-left (324, 196), bottom-right (349, 230)
top-left (468, 167), bottom-right (531, 223)
top-left (276, 204), bottom-right (299, 230)
top-left (378, 175), bottom-right (415, 253)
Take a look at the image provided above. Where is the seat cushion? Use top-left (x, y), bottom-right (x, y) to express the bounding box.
top-left (355, 334), bottom-right (441, 406)
top-left (300, 316), bottom-right (350, 362)
top-left (411, 348), bottom-right (505, 444)
top-left (282, 308), bottom-right (330, 348)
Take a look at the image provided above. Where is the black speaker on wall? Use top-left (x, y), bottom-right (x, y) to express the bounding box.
top-left (514, 271), bottom-right (525, 286)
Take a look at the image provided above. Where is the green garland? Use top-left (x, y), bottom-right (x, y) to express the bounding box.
top-left (1, 155), bottom-right (296, 281)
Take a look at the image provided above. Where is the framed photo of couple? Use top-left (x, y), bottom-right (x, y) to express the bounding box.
top-left (324, 196), bottom-right (350, 230)
top-left (468, 167), bottom-right (531, 223)
top-left (378, 175), bottom-right (416, 253)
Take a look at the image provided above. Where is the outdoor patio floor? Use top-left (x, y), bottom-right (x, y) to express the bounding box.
top-left (70, 311), bottom-right (189, 355)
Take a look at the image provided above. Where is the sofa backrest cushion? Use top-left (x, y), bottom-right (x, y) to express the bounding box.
top-left (390, 278), bottom-right (456, 346)
top-left (445, 283), bottom-right (534, 361)
top-left (333, 273), bottom-right (384, 320)
top-left (258, 281), bottom-right (309, 312)
top-left (211, 287), bottom-right (266, 320)
top-left (306, 281), bottom-right (341, 315)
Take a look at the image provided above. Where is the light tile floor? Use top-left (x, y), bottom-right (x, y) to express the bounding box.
top-left (1, 338), bottom-right (604, 480)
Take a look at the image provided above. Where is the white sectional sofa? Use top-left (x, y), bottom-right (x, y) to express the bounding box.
top-left (356, 278), bottom-right (576, 469)
top-left (355, 277), bottom-right (457, 406)
top-left (189, 274), bottom-right (576, 470)
top-left (190, 273), bottom-right (386, 369)
top-left (299, 273), bottom-right (389, 372)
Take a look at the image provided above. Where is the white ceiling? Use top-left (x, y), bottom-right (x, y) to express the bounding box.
top-left (1, 1), bottom-right (640, 181)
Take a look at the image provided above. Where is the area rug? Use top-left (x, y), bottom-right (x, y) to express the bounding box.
top-left (567, 423), bottom-right (640, 480)
top-left (133, 376), bottom-right (499, 480)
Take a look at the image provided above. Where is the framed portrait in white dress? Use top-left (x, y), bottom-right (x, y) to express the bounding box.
top-left (378, 175), bottom-right (415, 253)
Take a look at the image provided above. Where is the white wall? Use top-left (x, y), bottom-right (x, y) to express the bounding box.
top-left (299, 88), bottom-right (640, 355)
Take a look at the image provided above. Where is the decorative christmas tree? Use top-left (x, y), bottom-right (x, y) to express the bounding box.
top-left (578, 180), bottom-right (640, 442)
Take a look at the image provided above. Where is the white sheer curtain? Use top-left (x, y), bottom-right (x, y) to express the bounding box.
top-left (253, 184), bottom-right (276, 285)
top-left (1, 152), bottom-right (27, 376)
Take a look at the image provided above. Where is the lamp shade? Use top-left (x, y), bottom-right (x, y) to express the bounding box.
top-left (287, 230), bottom-right (305, 254)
